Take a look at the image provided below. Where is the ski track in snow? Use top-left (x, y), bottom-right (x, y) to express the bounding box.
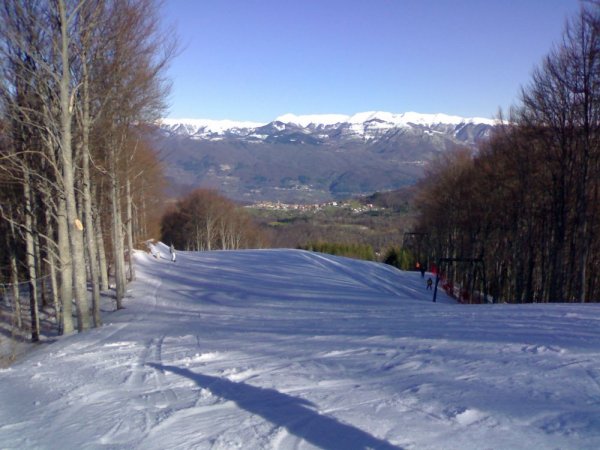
top-left (1, 244), bottom-right (600, 449)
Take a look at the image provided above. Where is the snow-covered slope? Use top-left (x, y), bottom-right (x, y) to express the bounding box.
top-left (1, 247), bottom-right (599, 449)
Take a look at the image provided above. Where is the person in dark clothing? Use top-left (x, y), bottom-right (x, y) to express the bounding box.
top-left (426, 277), bottom-right (433, 290)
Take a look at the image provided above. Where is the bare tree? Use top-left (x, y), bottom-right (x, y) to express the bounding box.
top-left (1, 0), bottom-right (175, 335)
top-left (161, 189), bottom-right (268, 251)
top-left (414, 5), bottom-right (600, 303)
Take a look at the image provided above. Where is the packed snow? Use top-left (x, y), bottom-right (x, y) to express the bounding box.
top-left (1, 244), bottom-right (599, 449)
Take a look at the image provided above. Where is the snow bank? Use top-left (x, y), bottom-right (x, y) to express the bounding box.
top-left (0, 248), bottom-right (599, 449)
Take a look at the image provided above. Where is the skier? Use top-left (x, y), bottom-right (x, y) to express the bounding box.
top-left (170, 244), bottom-right (176, 263)
top-left (426, 277), bottom-right (433, 290)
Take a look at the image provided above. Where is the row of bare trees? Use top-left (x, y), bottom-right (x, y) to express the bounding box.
top-left (161, 189), bottom-right (269, 251)
top-left (0, 0), bottom-right (173, 340)
top-left (415, 4), bottom-right (600, 303)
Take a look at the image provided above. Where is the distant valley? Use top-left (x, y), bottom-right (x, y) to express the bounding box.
top-left (152, 111), bottom-right (495, 203)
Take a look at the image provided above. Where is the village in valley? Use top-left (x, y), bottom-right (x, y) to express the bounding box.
top-left (248, 199), bottom-right (380, 214)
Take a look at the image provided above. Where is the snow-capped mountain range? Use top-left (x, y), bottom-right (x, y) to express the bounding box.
top-left (153, 111), bottom-right (496, 203)
top-left (160, 111), bottom-right (496, 143)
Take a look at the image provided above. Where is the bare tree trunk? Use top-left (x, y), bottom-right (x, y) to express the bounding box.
top-left (126, 178), bottom-right (135, 281)
top-left (58, 0), bottom-right (90, 331)
top-left (110, 144), bottom-right (126, 309)
top-left (9, 246), bottom-right (22, 330)
top-left (5, 208), bottom-right (23, 330)
top-left (57, 195), bottom-right (73, 335)
top-left (33, 231), bottom-right (48, 308)
top-left (83, 153), bottom-right (101, 327)
top-left (140, 181), bottom-right (147, 239)
top-left (43, 206), bottom-right (61, 330)
top-left (94, 207), bottom-right (109, 291)
top-left (205, 219), bottom-right (213, 251)
top-left (80, 46), bottom-right (102, 327)
top-left (47, 249), bottom-right (60, 329)
top-left (24, 174), bottom-right (40, 342)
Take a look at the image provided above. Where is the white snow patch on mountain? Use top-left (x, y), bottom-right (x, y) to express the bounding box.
top-left (275, 113), bottom-right (351, 127)
top-left (274, 111), bottom-right (497, 129)
top-left (161, 111), bottom-right (498, 138)
top-left (160, 118), bottom-right (265, 135)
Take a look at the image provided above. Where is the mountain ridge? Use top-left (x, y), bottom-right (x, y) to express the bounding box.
top-left (160, 110), bottom-right (496, 140)
top-left (153, 111), bottom-right (496, 203)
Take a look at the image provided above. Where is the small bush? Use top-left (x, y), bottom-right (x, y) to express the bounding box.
top-left (382, 247), bottom-right (415, 270)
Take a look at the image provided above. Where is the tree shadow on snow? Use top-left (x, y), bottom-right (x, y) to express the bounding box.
top-left (148, 363), bottom-right (403, 450)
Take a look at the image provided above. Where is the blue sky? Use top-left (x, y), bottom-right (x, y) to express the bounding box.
top-left (162, 0), bottom-right (582, 122)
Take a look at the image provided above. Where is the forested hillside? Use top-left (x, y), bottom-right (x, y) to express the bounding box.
top-left (414, 5), bottom-right (600, 303)
top-left (248, 190), bottom-right (415, 256)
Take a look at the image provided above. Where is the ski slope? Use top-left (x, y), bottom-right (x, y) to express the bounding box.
top-left (1, 244), bottom-right (599, 449)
